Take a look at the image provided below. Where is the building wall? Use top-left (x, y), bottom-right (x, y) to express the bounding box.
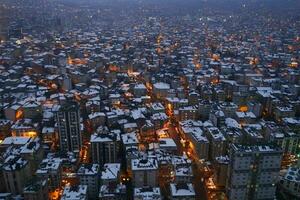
top-left (23, 182), bottom-right (48, 200)
top-left (79, 175), bottom-right (99, 199)
top-left (194, 141), bottom-right (209, 160)
top-left (227, 146), bottom-right (282, 200)
top-left (21, 147), bottom-right (44, 175)
top-left (56, 105), bottom-right (81, 153)
top-left (175, 175), bottom-right (193, 184)
top-left (210, 140), bottom-right (225, 160)
top-left (36, 167), bottom-right (62, 190)
top-left (3, 164), bottom-right (30, 195)
top-left (213, 163), bottom-right (228, 187)
top-left (91, 141), bottom-right (119, 166)
top-left (153, 88), bottom-right (168, 99)
top-left (132, 170), bottom-right (158, 187)
top-left (134, 88), bottom-right (147, 97)
top-left (23, 106), bottom-right (42, 119)
top-left (179, 109), bottom-right (197, 121)
top-left (4, 107), bottom-right (19, 121)
top-left (280, 179), bottom-right (300, 198)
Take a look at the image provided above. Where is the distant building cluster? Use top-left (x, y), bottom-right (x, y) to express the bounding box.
top-left (0, 0), bottom-right (299, 200)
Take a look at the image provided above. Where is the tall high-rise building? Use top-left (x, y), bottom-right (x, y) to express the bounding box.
top-left (56, 101), bottom-right (82, 153)
top-left (227, 144), bottom-right (283, 200)
top-left (90, 128), bottom-right (120, 166)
